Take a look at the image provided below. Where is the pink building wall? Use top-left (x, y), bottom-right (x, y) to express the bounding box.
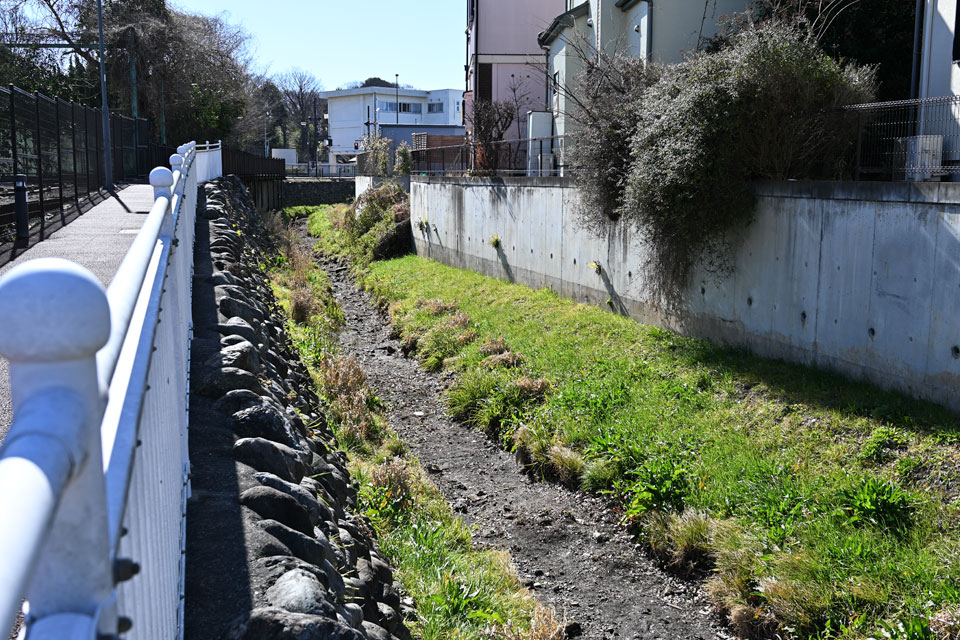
top-left (465, 0), bottom-right (564, 139)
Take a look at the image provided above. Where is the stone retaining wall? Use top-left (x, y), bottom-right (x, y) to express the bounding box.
top-left (185, 176), bottom-right (411, 640)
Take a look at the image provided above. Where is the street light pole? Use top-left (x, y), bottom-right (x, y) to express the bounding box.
top-left (263, 111), bottom-right (270, 157)
top-left (96, 0), bottom-right (114, 190)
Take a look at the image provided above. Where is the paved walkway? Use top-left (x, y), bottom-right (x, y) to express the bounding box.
top-left (0, 184), bottom-right (156, 442)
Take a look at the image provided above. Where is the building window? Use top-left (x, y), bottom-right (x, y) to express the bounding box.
top-left (384, 102), bottom-right (422, 114)
top-left (478, 63), bottom-right (493, 101)
top-left (553, 71), bottom-right (560, 95)
top-left (428, 103), bottom-right (444, 114)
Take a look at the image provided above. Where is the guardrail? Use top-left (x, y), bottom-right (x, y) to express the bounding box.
top-left (0, 141), bottom-right (203, 639)
top-left (195, 140), bottom-right (223, 183)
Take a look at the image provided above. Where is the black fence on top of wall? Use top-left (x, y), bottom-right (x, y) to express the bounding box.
top-left (0, 84), bottom-right (175, 256)
top-left (222, 147), bottom-right (286, 211)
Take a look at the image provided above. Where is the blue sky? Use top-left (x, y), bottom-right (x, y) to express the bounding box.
top-left (169, 0), bottom-right (467, 92)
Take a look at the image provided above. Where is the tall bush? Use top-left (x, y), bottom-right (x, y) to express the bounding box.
top-left (570, 23), bottom-right (876, 301)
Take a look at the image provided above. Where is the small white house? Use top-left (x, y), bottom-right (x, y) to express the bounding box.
top-left (320, 87), bottom-right (463, 170)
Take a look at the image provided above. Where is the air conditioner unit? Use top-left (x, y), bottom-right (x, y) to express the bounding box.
top-left (897, 135), bottom-right (943, 182)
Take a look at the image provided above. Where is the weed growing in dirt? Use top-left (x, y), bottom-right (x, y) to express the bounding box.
top-left (301, 182), bottom-right (410, 268)
top-left (352, 254), bottom-right (960, 639)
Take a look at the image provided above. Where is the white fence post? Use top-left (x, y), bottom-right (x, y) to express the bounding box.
top-left (0, 259), bottom-right (117, 638)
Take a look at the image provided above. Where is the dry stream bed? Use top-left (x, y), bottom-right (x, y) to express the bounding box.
top-left (318, 253), bottom-right (731, 640)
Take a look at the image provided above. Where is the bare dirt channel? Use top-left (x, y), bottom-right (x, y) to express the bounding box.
top-left (312, 241), bottom-right (734, 640)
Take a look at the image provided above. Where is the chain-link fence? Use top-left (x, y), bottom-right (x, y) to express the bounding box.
top-left (0, 84), bottom-right (169, 251)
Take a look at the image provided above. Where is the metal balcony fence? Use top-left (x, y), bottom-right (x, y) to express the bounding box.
top-left (838, 95), bottom-right (960, 181)
top-left (357, 135), bottom-right (569, 178)
top-left (0, 84), bottom-right (172, 254)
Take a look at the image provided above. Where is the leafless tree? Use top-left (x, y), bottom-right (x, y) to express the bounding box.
top-left (466, 98), bottom-right (515, 174)
top-left (277, 68), bottom-right (324, 160)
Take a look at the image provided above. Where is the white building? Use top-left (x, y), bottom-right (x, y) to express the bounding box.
top-left (320, 87), bottom-right (463, 170)
top-left (536, 0), bottom-right (749, 139)
top-left (919, 0), bottom-right (960, 100)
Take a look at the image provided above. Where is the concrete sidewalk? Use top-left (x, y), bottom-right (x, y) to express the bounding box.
top-left (0, 184), bottom-right (156, 441)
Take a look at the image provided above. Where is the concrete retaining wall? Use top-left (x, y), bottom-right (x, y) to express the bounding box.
top-left (411, 176), bottom-right (960, 411)
top-left (282, 178), bottom-right (355, 207)
top-left (355, 176), bottom-right (411, 200)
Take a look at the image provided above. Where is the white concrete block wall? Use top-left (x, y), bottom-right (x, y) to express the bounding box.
top-left (410, 176), bottom-right (960, 412)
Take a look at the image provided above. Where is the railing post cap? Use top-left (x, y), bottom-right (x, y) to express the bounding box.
top-left (150, 166), bottom-right (174, 188)
top-left (0, 258), bottom-right (110, 362)
top-left (169, 154), bottom-right (184, 169)
top-left (177, 144), bottom-right (188, 155)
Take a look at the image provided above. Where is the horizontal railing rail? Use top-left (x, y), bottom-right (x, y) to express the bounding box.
top-left (195, 140), bottom-right (223, 183)
top-left (0, 140), bottom-right (203, 639)
top-left (362, 135), bottom-right (570, 178)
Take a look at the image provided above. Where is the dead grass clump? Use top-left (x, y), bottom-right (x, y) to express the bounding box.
top-left (321, 354), bottom-right (368, 397)
top-left (329, 203), bottom-right (355, 233)
top-left (318, 355), bottom-right (383, 447)
top-left (290, 286), bottom-right (319, 324)
top-left (448, 311), bottom-right (471, 328)
top-left (482, 351), bottom-right (525, 369)
top-left (547, 445), bottom-right (585, 487)
top-left (726, 604), bottom-right (777, 640)
top-left (390, 200), bottom-right (410, 222)
top-left (483, 604), bottom-right (566, 640)
top-left (932, 606), bottom-right (960, 639)
top-left (479, 335), bottom-right (508, 356)
top-left (508, 377), bottom-right (550, 398)
top-left (705, 521), bottom-right (763, 612)
top-left (369, 458), bottom-right (415, 510)
top-left (418, 298), bottom-right (459, 315)
top-left (457, 329), bottom-right (477, 346)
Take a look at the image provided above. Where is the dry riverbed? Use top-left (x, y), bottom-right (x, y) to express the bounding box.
top-left (318, 254), bottom-right (732, 640)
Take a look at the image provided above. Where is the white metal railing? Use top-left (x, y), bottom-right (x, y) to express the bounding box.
top-left (0, 142), bottom-right (200, 640)
top-left (194, 140), bottom-right (223, 183)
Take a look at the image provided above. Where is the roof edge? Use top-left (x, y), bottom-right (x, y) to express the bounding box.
top-left (538, 3), bottom-right (590, 47)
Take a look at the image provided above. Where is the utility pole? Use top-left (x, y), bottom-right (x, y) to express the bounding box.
top-left (97, 0), bottom-right (113, 190)
top-left (396, 74), bottom-right (399, 125)
top-left (312, 96), bottom-right (319, 176)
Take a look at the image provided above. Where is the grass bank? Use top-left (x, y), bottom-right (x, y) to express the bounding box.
top-left (302, 202), bottom-right (960, 640)
top-left (268, 212), bottom-right (561, 640)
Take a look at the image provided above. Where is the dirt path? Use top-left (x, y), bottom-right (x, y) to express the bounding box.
top-left (320, 255), bottom-right (732, 640)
